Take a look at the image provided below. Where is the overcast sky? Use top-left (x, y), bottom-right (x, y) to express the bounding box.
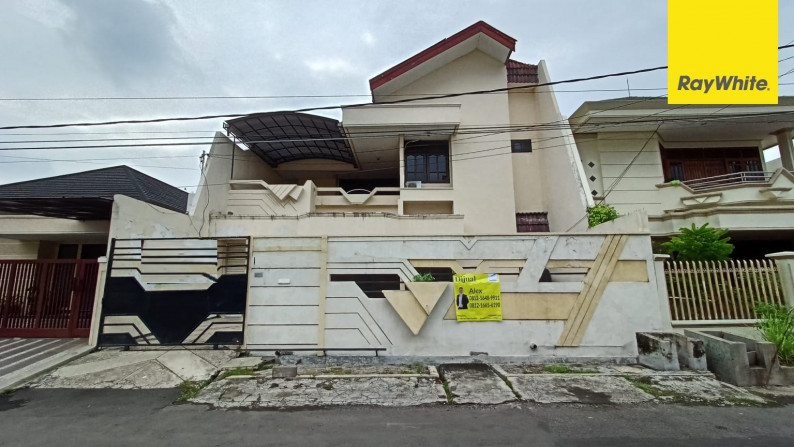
top-left (1, 0), bottom-right (792, 190)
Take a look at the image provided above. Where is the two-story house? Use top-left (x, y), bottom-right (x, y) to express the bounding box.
top-left (90, 23), bottom-right (669, 360)
top-left (570, 97), bottom-right (794, 259)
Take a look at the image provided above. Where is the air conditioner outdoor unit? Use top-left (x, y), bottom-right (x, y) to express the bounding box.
top-left (405, 181), bottom-right (422, 189)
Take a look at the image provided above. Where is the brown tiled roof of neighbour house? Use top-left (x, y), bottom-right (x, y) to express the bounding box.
top-left (506, 59), bottom-right (539, 83)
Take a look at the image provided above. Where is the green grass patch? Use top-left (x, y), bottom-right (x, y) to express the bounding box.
top-left (177, 380), bottom-right (207, 402)
top-left (402, 362), bottom-right (425, 375)
top-left (542, 364), bottom-right (598, 374)
top-left (622, 376), bottom-right (693, 403)
top-left (442, 380), bottom-right (454, 404)
top-left (254, 361), bottom-right (274, 372)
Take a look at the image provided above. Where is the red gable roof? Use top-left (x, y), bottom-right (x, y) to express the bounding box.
top-left (506, 59), bottom-right (539, 83)
top-left (369, 21), bottom-right (517, 91)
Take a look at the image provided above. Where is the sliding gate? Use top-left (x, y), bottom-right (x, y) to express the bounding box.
top-left (0, 259), bottom-right (98, 338)
top-left (98, 237), bottom-right (250, 347)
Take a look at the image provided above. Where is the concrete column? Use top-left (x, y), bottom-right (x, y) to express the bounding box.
top-left (88, 256), bottom-right (108, 347)
top-left (766, 251), bottom-right (794, 307)
top-left (774, 130), bottom-right (794, 171)
top-left (398, 134), bottom-right (405, 215)
top-left (653, 254), bottom-right (673, 329)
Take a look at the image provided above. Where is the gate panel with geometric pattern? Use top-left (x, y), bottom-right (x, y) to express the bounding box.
top-left (98, 237), bottom-right (249, 347)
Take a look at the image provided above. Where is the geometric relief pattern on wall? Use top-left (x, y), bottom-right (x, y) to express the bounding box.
top-left (325, 282), bottom-right (393, 347)
top-left (556, 235), bottom-right (629, 347)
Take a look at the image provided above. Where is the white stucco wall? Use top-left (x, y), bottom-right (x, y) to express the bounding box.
top-left (384, 50), bottom-right (519, 235)
top-left (245, 234), bottom-right (666, 359)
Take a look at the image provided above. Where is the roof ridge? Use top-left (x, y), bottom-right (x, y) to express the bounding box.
top-left (0, 165), bottom-right (126, 187)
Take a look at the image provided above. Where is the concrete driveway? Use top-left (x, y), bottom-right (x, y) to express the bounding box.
top-left (0, 338), bottom-right (92, 391)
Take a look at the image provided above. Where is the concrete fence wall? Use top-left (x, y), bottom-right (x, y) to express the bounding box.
top-left (245, 234), bottom-right (667, 359)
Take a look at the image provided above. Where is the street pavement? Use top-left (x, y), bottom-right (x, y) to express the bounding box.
top-left (2, 388), bottom-right (794, 446)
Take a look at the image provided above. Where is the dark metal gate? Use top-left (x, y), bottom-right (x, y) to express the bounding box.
top-left (98, 237), bottom-right (250, 347)
top-left (0, 259), bottom-right (98, 338)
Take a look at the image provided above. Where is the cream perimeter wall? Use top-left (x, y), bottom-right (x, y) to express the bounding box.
top-left (245, 233), bottom-right (667, 359)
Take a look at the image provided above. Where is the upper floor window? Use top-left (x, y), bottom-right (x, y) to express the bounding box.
top-left (511, 139), bottom-right (532, 153)
top-left (405, 141), bottom-right (449, 184)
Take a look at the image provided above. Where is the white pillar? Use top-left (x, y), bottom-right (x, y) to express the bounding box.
top-left (654, 254), bottom-right (673, 329)
top-left (88, 256), bottom-right (108, 347)
top-left (766, 251), bottom-right (794, 307)
top-left (774, 129), bottom-right (794, 171)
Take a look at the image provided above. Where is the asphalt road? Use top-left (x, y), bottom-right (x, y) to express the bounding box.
top-left (2, 388), bottom-right (793, 446)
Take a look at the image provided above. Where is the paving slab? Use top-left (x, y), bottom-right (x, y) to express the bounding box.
top-left (637, 375), bottom-right (767, 405)
top-left (438, 364), bottom-right (516, 404)
top-left (510, 375), bottom-right (654, 404)
top-left (192, 376), bottom-right (444, 408)
top-left (30, 348), bottom-right (237, 389)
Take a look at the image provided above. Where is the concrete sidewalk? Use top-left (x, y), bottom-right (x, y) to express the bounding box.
top-left (14, 350), bottom-right (784, 408)
top-left (190, 361), bottom-right (772, 409)
top-left (0, 338), bottom-right (92, 392)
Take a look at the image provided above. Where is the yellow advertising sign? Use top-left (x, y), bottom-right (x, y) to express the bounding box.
top-left (453, 273), bottom-right (502, 322)
top-left (668, 0), bottom-right (778, 104)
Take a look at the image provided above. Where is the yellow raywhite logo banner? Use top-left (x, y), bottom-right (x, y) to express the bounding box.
top-left (453, 273), bottom-right (502, 322)
top-left (668, 0), bottom-right (778, 104)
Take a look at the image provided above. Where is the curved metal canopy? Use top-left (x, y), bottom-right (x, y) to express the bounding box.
top-left (224, 112), bottom-right (355, 167)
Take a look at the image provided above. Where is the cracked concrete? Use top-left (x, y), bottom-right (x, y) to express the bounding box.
top-left (192, 376), bottom-right (444, 408)
top-left (510, 375), bottom-right (654, 404)
top-left (438, 364), bottom-right (517, 404)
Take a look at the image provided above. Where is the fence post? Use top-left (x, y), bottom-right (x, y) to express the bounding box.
top-left (87, 256), bottom-right (108, 347)
top-left (766, 252), bottom-right (794, 308)
top-left (654, 254), bottom-right (673, 328)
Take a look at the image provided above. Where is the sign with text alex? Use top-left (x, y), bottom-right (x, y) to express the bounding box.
top-left (668, 0), bottom-right (778, 104)
top-left (453, 273), bottom-right (502, 321)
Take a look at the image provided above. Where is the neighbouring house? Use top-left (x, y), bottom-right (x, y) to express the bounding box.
top-left (570, 97), bottom-right (794, 258)
top-left (87, 22), bottom-right (674, 360)
top-left (0, 166), bottom-right (188, 337)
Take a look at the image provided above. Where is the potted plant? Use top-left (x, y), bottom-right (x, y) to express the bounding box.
top-left (407, 273), bottom-right (449, 315)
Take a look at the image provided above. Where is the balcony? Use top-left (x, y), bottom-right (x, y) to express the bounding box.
top-left (650, 168), bottom-right (794, 235)
top-left (682, 171), bottom-right (776, 191)
top-left (219, 180), bottom-right (463, 237)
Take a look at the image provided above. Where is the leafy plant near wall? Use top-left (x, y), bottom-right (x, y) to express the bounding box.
top-left (587, 204), bottom-right (619, 228)
top-left (660, 223), bottom-right (734, 261)
top-left (412, 273), bottom-right (435, 282)
top-left (755, 303), bottom-right (794, 367)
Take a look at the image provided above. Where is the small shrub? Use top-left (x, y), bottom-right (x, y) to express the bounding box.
top-left (587, 204), bottom-right (619, 228)
top-left (412, 273), bottom-right (435, 282)
top-left (660, 223), bottom-right (734, 261)
top-left (669, 180), bottom-right (682, 186)
top-left (755, 303), bottom-right (794, 366)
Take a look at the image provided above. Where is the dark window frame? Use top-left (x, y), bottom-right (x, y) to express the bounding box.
top-left (511, 139), bottom-right (532, 153)
top-left (405, 141), bottom-right (450, 184)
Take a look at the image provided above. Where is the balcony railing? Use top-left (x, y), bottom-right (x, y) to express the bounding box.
top-left (683, 171), bottom-right (775, 191)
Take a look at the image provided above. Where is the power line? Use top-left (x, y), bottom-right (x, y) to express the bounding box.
top-left (0, 65), bottom-right (670, 131)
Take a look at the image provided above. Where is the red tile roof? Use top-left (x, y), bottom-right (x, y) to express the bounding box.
top-left (369, 21), bottom-right (517, 91)
top-left (506, 59), bottom-right (538, 84)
